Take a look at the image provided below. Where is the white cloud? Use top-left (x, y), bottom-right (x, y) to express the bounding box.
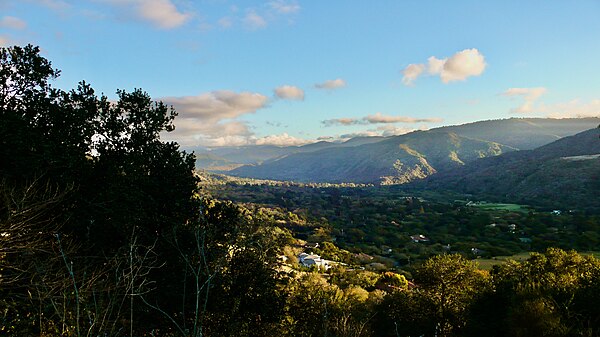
top-left (438, 49), bottom-right (486, 83)
top-left (323, 113), bottom-right (442, 126)
top-left (269, 0), bottom-right (300, 14)
top-left (401, 64), bottom-right (425, 86)
top-left (339, 131), bottom-right (380, 139)
top-left (243, 10), bottom-right (267, 29)
top-left (169, 118), bottom-right (313, 147)
top-left (502, 87), bottom-right (547, 113)
top-left (204, 135), bottom-right (253, 147)
top-left (315, 78), bottom-right (346, 90)
top-left (541, 99), bottom-right (600, 118)
top-left (274, 85), bottom-right (304, 100)
top-left (255, 133), bottom-right (308, 146)
top-left (162, 90), bottom-right (268, 121)
top-left (160, 90), bottom-right (269, 146)
top-left (427, 56), bottom-right (445, 75)
top-left (402, 48), bottom-right (487, 85)
top-left (0, 16), bottom-right (26, 30)
top-left (338, 125), bottom-right (429, 140)
top-left (105, 0), bottom-right (191, 29)
top-left (376, 125), bottom-right (419, 137)
top-left (167, 118), bottom-right (254, 147)
top-left (501, 87), bottom-right (599, 117)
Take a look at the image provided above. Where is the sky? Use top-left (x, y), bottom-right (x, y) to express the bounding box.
top-left (1, 0), bottom-right (600, 148)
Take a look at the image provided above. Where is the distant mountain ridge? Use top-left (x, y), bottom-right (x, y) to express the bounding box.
top-left (434, 117), bottom-right (600, 149)
top-left (226, 118), bottom-right (599, 184)
top-left (191, 136), bottom-right (386, 169)
top-left (230, 131), bottom-right (513, 184)
top-left (191, 117), bottom-right (598, 172)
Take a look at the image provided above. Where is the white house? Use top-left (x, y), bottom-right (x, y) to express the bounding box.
top-left (298, 252), bottom-right (335, 270)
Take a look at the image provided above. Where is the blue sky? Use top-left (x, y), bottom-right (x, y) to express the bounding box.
top-left (1, 0), bottom-right (599, 147)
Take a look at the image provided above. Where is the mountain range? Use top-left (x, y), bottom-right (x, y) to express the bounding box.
top-left (230, 131), bottom-right (512, 184)
top-left (218, 117), bottom-right (598, 184)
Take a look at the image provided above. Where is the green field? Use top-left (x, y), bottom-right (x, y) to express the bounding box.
top-left (475, 252), bottom-right (533, 270)
top-left (469, 202), bottom-right (530, 212)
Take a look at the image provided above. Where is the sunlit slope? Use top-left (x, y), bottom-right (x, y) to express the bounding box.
top-left (231, 131), bottom-right (513, 183)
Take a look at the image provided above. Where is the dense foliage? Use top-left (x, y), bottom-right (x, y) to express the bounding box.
top-left (203, 175), bottom-right (600, 266)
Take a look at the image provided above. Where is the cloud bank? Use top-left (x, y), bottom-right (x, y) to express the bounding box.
top-left (161, 90), bottom-right (315, 147)
top-left (161, 90), bottom-right (269, 146)
top-left (402, 48), bottom-right (487, 85)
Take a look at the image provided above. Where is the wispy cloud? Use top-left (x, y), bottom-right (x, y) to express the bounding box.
top-left (338, 125), bottom-right (428, 140)
top-left (323, 112), bottom-right (442, 126)
top-left (402, 48), bottom-right (487, 85)
top-left (104, 0), bottom-right (191, 29)
top-left (401, 64), bottom-right (425, 86)
top-left (33, 0), bottom-right (70, 12)
top-left (502, 87), bottom-right (547, 113)
top-left (274, 85), bottom-right (304, 100)
top-left (0, 16), bottom-right (27, 30)
top-left (375, 125), bottom-right (417, 136)
top-left (315, 78), bottom-right (346, 90)
top-left (268, 0), bottom-right (300, 14)
top-left (322, 118), bottom-right (357, 126)
top-left (217, 17), bottom-right (233, 29)
top-left (243, 10), bottom-right (267, 30)
top-left (542, 99), bottom-right (600, 118)
top-left (364, 112), bottom-right (442, 124)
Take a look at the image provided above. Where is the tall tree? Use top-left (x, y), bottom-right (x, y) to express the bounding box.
top-left (0, 44), bottom-right (199, 335)
top-left (413, 254), bottom-right (488, 337)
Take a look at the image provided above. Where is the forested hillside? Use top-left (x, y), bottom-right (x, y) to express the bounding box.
top-left (196, 118), bottom-right (599, 173)
top-left (421, 128), bottom-right (600, 211)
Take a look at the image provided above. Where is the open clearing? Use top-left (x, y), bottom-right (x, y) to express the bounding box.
top-left (475, 252), bottom-right (533, 270)
top-left (469, 202), bottom-right (530, 212)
